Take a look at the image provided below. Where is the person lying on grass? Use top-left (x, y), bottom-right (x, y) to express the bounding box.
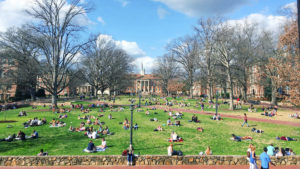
top-left (251, 128), bottom-right (264, 133)
top-left (231, 134), bottom-right (253, 141)
top-left (59, 114), bottom-right (67, 119)
top-left (276, 136), bottom-right (298, 141)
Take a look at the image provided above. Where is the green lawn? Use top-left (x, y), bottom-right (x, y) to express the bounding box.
top-left (0, 100), bottom-right (299, 156)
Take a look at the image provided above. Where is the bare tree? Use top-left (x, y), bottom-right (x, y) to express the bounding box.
top-left (81, 35), bottom-right (132, 97)
top-left (234, 22), bottom-right (261, 101)
top-left (168, 36), bottom-right (199, 98)
top-left (214, 24), bottom-right (237, 110)
top-left (153, 53), bottom-right (179, 96)
top-left (194, 17), bottom-right (220, 101)
top-left (26, 0), bottom-right (90, 107)
top-left (0, 27), bottom-right (40, 101)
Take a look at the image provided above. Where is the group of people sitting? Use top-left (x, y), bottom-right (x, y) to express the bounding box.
top-left (169, 131), bottom-right (183, 142)
top-left (84, 139), bottom-right (107, 153)
top-left (190, 114), bottom-right (200, 123)
top-left (248, 104), bottom-right (257, 112)
top-left (50, 118), bottom-right (66, 127)
top-left (24, 118), bottom-right (47, 128)
top-left (18, 111), bottom-right (27, 117)
top-left (289, 113), bottom-right (299, 119)
top-left (1, 130), bottom-right (39, 142)
top-left (167, 118), bottom-right (180, 126)
top-left (211, 114), bottom-right (222, 121)
top-left (267, 144), bottom-right (295, 157)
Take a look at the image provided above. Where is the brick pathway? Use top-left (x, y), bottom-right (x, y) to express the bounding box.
top-left (1, 165), bottom-right (299, 169)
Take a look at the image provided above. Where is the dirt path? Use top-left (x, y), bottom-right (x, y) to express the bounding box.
top-left (151, 105), bottom-right (300, 127)
top-left (1, 165), bottom-right (299, 169)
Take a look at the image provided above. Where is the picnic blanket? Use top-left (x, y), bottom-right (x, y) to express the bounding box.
top-left (83, 147), bottom-right (107, 153)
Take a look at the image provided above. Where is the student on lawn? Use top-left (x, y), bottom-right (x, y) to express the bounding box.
top-left (168, 144), bottom-right (173, 156)
top-left (276, 136), bottom-right (298, 141)
top-left (37, 149), bottom-right (48, 156)
top-left (97, 138), bottom-right (107, 149)
top-left (31, 130), bottom-right (38, 139)
top-left (241, 113), bottom-right (249, 127)
top-left (87, 140), bottom-right (96, 151)
top-left (205, 146), bottom-right (212, 155)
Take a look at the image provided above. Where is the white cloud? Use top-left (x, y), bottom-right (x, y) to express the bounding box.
top-left (115, 0), bottom-right (129, 7)
top-left (97, 34), bottom-right (153, 72)
top-left (132, 56), bottom-right (155, 74)
top-left (226, 13), bottom-right (288, 38)
top-left (282, 2), bottom-right (297, 13)
top-left (157, 7), bottom-right (168, 19)
top-left (97, 17), bottom-right (105, 25)
top-left (0, 0), bottom-right (92, 32)
top-left (153, 0), bottom-right (248, 17)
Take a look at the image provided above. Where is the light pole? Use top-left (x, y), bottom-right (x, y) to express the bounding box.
top-left (138, 90), bottom-right (141, 108)
top-left (130, 100), bottom-right (134, 145)
top-left (215, 91), bottom-right (218, 116)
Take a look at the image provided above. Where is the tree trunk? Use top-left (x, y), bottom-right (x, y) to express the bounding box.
top-left (51, 93), bottom-right (58, 109)
top-left (226, 68), bottom-right (234, 110)
top-left (242, 85), bottom-right (247, 101)
top-left (271, 85), bottom-right (277, 105)
top-left (208, 83), bottom-right (213, 101)
top-left (30, 87), bottom-right (36, 101)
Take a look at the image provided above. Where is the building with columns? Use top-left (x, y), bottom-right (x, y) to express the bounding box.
top-left (124, 64), bottom-right (163, 95)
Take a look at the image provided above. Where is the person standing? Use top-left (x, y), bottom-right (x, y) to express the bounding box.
top-left (242, 113), bottom-right (249, 127)
top-left (249, 146), bottom-right (258, 169)
top-left (260, 147), bottom-right (275, 169)
top-left (127, 144), bottom-right (134, 166)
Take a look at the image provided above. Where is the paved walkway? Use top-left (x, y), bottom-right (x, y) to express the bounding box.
top-left (151, 105), bottom-right (300, 127)
top-left (1, 165), bottom-right (299, 169)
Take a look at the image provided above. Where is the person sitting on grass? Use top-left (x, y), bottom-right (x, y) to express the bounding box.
top-left (134, 123), bottom-right (138, 130)
top-left (286, 149), bottom-right (295, 156)
top-left (37, 149), bottom-right (48, 156)
top-left (94, 118), bottom-right (100, 125)
top-left (192, 114), bottom-right (199, 123)
top-left (276, 148), bottom-right (285, 157)
top-left (145, 110), bottom-right (150, 115)
top-left (197, 127), bottom-right (204, 132)
top-left (205, 146), bottom-right (212, 155)
top-left (212, 114), bottom-right (222, 120)
top-left (175, 120), bottom-right (180, 127)
top-left (31, 130), bottom-right (38, 139)
top-left (87, 140), bottom-right (96, 152)
top-left (167, 118), bottom-right (172, 126)
top-left (123, 118), bottom-right (130, 130)
top-left (231, 134), bottom-right (253, 141)
top-left (157, 125), bottom-right (163, 131)
top-left (17, 130), bottom-right (26, 141)
top-left (97, 138), bottom-right (107, 149)
top-left (276, 136), bottom-right (298, 141)
top-left (69, 126), bottom-right (75, 132)
top-left (102, 126), bottom-right (110, 135)
top-left (108, 114), bottom-right (112, 120)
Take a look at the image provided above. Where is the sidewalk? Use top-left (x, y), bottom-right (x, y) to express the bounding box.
top-left (1, 165), bottom-right (299, 169)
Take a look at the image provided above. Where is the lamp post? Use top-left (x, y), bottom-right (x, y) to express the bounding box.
top-left (138, 90), bottom-right (141, 108)
top-left (130, 100), bottom-right (134, 145)
top-left (215, 91), bottom-right (218, 116)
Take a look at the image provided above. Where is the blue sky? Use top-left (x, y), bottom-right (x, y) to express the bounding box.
top-left (0, 0), bottom-right (297, 72)
top-left (84, 0), bottom-right (296, 71)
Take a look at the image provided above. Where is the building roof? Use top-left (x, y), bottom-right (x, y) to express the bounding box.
top-left (131, 74), bottom-right (161, 80)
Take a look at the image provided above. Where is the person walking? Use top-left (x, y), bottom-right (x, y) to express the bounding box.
top-left (260, 147), bottom-right (275, 169)
top-left (242, 113), bottom-right (249, 127)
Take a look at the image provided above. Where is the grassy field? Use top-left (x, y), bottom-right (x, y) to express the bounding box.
top-left (0, 99), bottom-right (299, 156)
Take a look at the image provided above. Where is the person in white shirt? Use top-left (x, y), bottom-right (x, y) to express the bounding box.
top-left (97, 138), bottom-right (107, 149)
top-left (168, 144), bottom-right (173, 156)
top-left (91, 131), bottom-right (99, 139)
